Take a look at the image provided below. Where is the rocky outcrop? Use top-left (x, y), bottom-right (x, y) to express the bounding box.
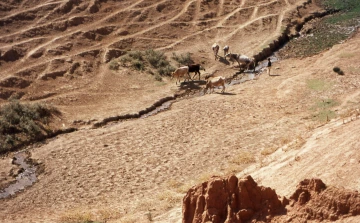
top-left (182, 175), bottom-right (286, 223)
top-left (183, 177), bottom-right (360, 223)
top-left (288, 179), bottom-right (360, 221)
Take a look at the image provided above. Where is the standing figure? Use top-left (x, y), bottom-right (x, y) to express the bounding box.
top-left (223, 45), bottom-right (229, 57)
top-left (267, 58), bottom-right (272, 76)
top-left (212, 43), bottom-right (219, 60)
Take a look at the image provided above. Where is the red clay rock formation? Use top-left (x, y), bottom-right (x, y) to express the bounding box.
top-left (288, 179), bottom-right (360, 221)
top-left (182, 175), bottom-right (286, 223)
top-left (183, 177), bottom-right (360, 223)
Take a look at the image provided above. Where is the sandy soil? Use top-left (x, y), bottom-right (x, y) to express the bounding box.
top-left (1, 0), bottom-right (360, 222)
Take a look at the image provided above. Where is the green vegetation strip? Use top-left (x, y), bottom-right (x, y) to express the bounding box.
top-left (279, 0), bottom-right (360, 58)
top-left (109, 49), bottom-right (194, 81)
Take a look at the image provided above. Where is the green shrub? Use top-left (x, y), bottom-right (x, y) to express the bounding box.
top-left (119, 55), bottom-right (132, 66)
top-left (171, 52), bottom-right (193, 65)
top-left (108, 60), bottom-right (120, 70)
top-left (128, 51), bottom-right (143, 60)
top-left (0, 101), bottom-right (60, 154)
top-left (157, 65), bottom-right (175, 76)
top-left (131, 59), bottom-right (144, 71)
top-left (154, 74), bottom-right (163, 82)
top-left (118, 49), bottom-right (175, 76)
top-left (145, 49), bottom-right (167, 68)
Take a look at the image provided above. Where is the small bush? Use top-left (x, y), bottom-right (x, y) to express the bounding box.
top-left (128, 51), bottom-right (143, 60)
top-left (131, 59), bottom-right (144, 71)
top-left (119, 55), bottom-right (133, 66)
top-left (108, 60), bottom-right (120, 70)
top-left (261, 147), bottom-right (278, 156)
top-left (333, 66), bottom-right (344, 75)
top-left (118, 49), bottom-right (176, 76)
top-left (154, 74), bottom-right (162, 82)
top-left (333, 67), bottom-right (341, 73)
top-left (0, 101), bottom-right (60, 154)
top-left (145, 49), bottom-right (166, 68)
top-left (171, 52), bottom-right (193, 65)
top-left (157, 65), bottom-right (175, 76)
top-left (230, 151), bottom-right (255, 165)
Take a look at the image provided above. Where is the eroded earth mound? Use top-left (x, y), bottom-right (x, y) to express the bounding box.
top-left (183, 176), bottom-right (360, 223)
top-left (287, 179), bottom-right (360, 222)
top-left (183, 175), bottom-right (287, 223)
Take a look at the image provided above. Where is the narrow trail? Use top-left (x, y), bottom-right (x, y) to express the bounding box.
top-left (240, 0), bottom-right (247, 8)
top-left (193, 0), bottom-right (201, 23)
top-left (216, 6), bottom-right (249, 27)
top-left (0, 1), bottom-right (62, 22)
top-left (25, 37), bottom-right (60, 59)
top-left (217, 0), bottom-right (225, 17)
top-left (250, 6), bottom-right (258, 20)
top-left (222, 14), bottom-right (278, 42)
top-left (2, 0), bottom-right (186, 75)
top-left (32, 2), bottom-right (65, 26)
top-left (105, 0), bottom-right (197, 48)
top-left (1, 0), bottom-right (295, 80)
top-left (0, 37), bottom-right (46, 50)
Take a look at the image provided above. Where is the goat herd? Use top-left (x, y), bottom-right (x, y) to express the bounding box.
top-left (171, 43), bottom-right (258, 94)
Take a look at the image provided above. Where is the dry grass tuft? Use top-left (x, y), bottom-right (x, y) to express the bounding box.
top-left (223, 163), bottom-right (243, 175)
top-left (230, 151), bottom-right (256, 165)
top-left (59, 208), bottom-right (121, 223)
top-left (59, 210), bottom-right (95, 223)
top-left (261, 147), bottom-right (278, 156)
top-left (283, 136), bottom-right (306, 152)
top-left (157, 190), bottom-right (183, 210)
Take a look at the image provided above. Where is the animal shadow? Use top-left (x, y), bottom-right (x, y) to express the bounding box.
top-left (216, 92), bottom-right (236, 96)
top-left (179, 80), bottom-right (207, 90)
top-left (218, 57), bottom-right (230, 65)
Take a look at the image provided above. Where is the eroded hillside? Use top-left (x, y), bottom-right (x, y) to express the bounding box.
top-left (0, 0), bottom-right (321, 123)
top-left (1, 0), bottom-right (360, 223)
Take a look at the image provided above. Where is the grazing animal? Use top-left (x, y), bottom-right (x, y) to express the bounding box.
top-left (223, 45), bottom-right (229, 57)
top-left (188, 64), bottom-right (205, 80)
top-left (225, 53), bottom-right (256, 72)
top-left (204, 76), bottom-right (226, 94)
top-left (212, 43), bottom-right (220, 60)
top-left (171, 66), bottom-right (191, 85)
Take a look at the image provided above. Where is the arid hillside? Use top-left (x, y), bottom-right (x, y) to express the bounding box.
top-left (1, 0), bottom-right (360, 222)
top-left (0, 0), bottom-right (324, 124)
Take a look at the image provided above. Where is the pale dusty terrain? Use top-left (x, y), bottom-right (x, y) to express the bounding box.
top-left (1, 0), bottom-right (360, 222)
